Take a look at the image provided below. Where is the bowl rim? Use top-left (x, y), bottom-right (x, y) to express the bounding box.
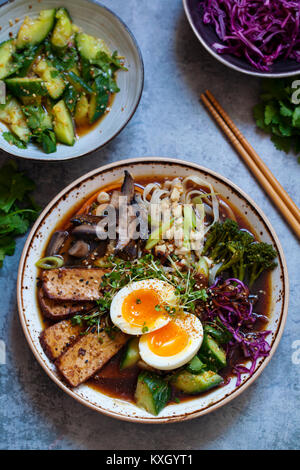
top-left (0, 0), bottom-right (144, 161)
top-left (182, 0), bottom-right (300, 79)
top-left (17, 156), bottom-right (289, 423)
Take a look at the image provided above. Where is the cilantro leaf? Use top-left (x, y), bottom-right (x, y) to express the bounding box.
top-left (23, 105), bottom-right (57, 154)
top-left (0, 161), bottom-right (39, 267)
top-left (254, 76), bottom-right (300, 161)
top-left (0, 236), bottom-right (16, 267)
top-left (0, 161), bottom-right (35, 213)
top-left (2, 132), bottom-right (27, 149)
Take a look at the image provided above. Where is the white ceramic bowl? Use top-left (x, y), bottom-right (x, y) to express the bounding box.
top-left (17, 158), bottom-right (289, 423)
top-left (0, 0), bottom-right (144, 160)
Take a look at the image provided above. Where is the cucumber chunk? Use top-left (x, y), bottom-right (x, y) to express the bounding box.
top-left (0, 40), bottom-right (17, 79)
top-left (203, 324), bottom-right (232, 345)
top-left (75, 32), bottom-right (111, 61)
top-left (51, 8), bottom-right (73, 50)
top-left (200, 334), bottom-right (227, 369)
top-left (0, 95), bottom-right (30, 142)
top-left (52, 99), bottom-right (75, 145)
top-left (34, 58), bottom-right (65, 99)
top-left (172, 370), bottom-right (223, 394)
top-left (120, 338), bottom-right (140, 370)
top-left (135, 372), bottom-right (171, 416)
top-left (16, 9), bottom-right (56, 49)
top-left (74, 94), bottom-right (89, 126)
top-left (186, 355), bottom-right (206, 374)
top-left (5, 77), bottom-right (47, 97)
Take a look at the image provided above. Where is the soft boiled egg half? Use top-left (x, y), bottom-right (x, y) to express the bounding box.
top-left (110, 279), bottom-right (177, 335)
top-left (139, 312), bottom-right (203, 370)
top-left (110, 278), bottom-right (204, 370)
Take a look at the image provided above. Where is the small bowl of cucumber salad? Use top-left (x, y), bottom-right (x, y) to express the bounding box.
top-left (0, 0), bottom-right (144, 160)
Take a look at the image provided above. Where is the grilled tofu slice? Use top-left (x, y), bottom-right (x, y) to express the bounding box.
top-left (42, 267), bottom-right (106, 301)
top-left (55, 329), bottom-right (128, 387)
top-left (38, 287), bottom-right (95, 321)
top-left (39, 320), bottom-right (83, 361)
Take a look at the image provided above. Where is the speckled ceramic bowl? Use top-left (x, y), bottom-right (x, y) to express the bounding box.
top-left (0, 0), bottom-right (144, 160)
top-left (17, 158), bottom-right (289, 423)
top-left (183, 0), bottom-right (300, 78)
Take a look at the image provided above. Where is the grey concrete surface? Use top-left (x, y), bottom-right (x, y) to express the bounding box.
top-left (0, 0), bottom-right (299, 450)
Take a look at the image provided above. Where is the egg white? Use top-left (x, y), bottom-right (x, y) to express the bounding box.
top-left (110, 279), bottom-right (177, 335)
top-left (139, 313), bottom-right (203, 370)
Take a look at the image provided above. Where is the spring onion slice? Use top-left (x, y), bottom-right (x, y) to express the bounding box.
top-left (35, 255), bottom-right (64, 269)
top-left (145, 218), bottom-right (174, 250)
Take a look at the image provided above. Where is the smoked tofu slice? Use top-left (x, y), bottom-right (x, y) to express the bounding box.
top-left (42, 267), bottom-right (106, 301)
top-left (55, 329), bottom-right (128, 387)
top-left (39, 320), bottom-right (83, 361)
top-left (38, 287), bottom-right (95, 320)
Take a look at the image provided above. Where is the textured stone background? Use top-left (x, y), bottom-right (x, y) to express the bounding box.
top-left (0, 0), bottom-right (299, 450)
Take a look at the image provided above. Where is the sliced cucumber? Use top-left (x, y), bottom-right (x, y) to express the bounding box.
top-left (200, 334), bottom-right (227, 369)
top-left (172, 370), bottom-right (223, 394)
top-left (203, 324), bottom-right (232, 345)
top-left (135, 371), bottom-right (171, 416)
top-left (120, 338), bottom-right (140, 370)
top-left (34, 58), bottom-right (65, 99)
top-left (51, 8), bottom-right (73, 50)
top-left (74, 94), bottom-right (89, 126)
top-left (88, 75), bottom-right (109, 123)
top-left (75, 32), bottom-right (111, 61)
top-left (0, 40), bottom-right (17, 79)
top-left (20, 96), bottom-right (42, 106)
top-left (16, 9), bottom-right (56, 49)
top-left (0, 96), bottom-right (30, 142)
top-left (186, 355), bottom-right (206, 374)
top-left (5, 77), bottom-right (47, 97)
top-left (52, 99), bottom-right (75, 145)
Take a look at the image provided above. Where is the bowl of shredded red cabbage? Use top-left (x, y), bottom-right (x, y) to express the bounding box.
top-left (183, 0), bottom-right (300, 76)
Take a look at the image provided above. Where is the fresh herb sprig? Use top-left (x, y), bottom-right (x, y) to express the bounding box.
top-left (0, 160), bottom-right (39, 267)
top-left (254, 77), bottom-right (300, 162)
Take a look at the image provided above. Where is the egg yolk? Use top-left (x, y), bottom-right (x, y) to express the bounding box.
top-left (122, 288), bottom-right (165, 328)
top-left (147, 321), bottom-right (189, 357)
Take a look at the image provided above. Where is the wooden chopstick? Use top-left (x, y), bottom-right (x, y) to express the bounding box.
top-left (205, 90), bottom-right (300, 225)
top-left (200, 92), bottom-right (300, 239)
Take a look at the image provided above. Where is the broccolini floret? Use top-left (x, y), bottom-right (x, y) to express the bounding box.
top-left (245, 242), bottom-right (277, 287)
top-left (202, 219), bottom-right (277, 286)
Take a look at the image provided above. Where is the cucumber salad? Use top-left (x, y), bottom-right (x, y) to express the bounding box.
top-left (0, 8), bottom-right (127, 154)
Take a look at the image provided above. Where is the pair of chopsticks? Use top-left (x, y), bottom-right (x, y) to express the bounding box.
top-left (201, 90), bottom-right (300, 239)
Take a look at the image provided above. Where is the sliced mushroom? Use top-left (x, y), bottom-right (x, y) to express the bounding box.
top-left (45, 230), bottom-right (69, 257)
top-left (68, 240), bottom-right (90, 259)
top-left (121, 170), bottom-right (135, 203)
top-left (72, 224), bottom-right (107, 240)
top-left (71, 214), bottom-right (102, 226)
